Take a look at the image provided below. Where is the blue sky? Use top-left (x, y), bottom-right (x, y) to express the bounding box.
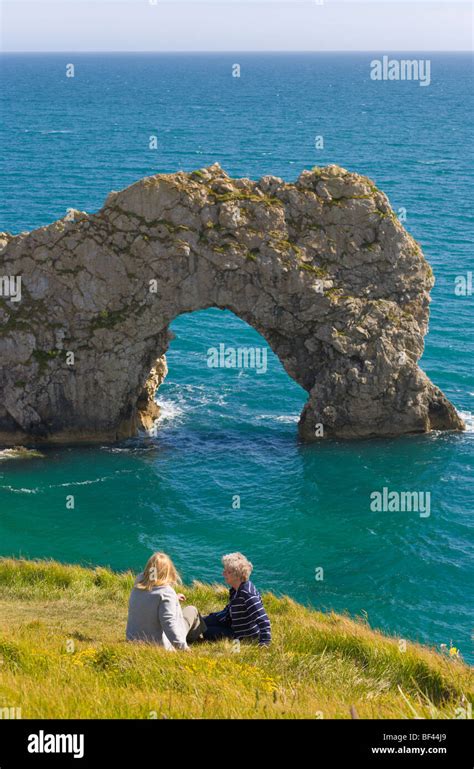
top-left (1, 1), bottom-right (472, 52)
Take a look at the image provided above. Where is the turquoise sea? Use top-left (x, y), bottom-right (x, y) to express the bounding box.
top-left (0, 53), bottom-right (473, 660)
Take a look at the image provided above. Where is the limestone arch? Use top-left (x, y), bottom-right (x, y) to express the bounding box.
top-left (0, 164), bottom-right (464, 445)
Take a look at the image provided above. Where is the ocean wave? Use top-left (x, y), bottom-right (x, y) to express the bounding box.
top-left (155, 388), bottom-right (228, 421)
top-left (0, 473), bottom-right (123, 494)
top-left (156, 398), bottom-right (185, 423)
top-left (416, 159), bottom-right (451, 165)
top-left (22, 129), bottom-right (73, 134)
top-left (459, 411), bottom-right (474, 432)
top-left (254, 414), bottom-right (300, 424)
top-left (50, 477), bottom-right (114, 488)
top-left (0, 447), bottom-right (44, 462)
top-left (0, 485), bottom-right (38, 494)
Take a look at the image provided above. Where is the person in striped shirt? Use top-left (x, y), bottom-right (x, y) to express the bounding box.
top-left (202, 552), bottom-right (271, 647)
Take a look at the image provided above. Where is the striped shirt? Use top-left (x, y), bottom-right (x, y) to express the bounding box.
top-left (214, 580), bottom-right (271, 646)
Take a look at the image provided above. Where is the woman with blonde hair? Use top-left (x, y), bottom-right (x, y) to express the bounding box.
top-left (126, 552), bottom-right (206, 650)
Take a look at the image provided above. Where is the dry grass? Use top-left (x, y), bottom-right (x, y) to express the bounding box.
top-left (0, 557), bottom-right (472, 719)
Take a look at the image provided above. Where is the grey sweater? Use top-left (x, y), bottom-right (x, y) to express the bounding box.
top-left (126, 576), bottom-right (188, 650)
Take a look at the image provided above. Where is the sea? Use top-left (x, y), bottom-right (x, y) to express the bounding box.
top-left (0, 53), bottom-right (472, 660)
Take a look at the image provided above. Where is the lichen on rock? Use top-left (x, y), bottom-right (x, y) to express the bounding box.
top-left (0, 164), bottom-right (465, 445)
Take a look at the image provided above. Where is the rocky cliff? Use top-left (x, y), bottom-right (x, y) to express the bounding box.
top-left (0, 164), bottom-right (464, 444)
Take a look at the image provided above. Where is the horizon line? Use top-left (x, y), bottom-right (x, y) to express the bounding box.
top-left (1, 49), bottom-right (473, 54)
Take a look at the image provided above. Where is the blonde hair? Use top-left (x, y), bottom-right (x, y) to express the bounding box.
top-left (136, 552), bottom-right (182, 590)
top-left (222, 552), bottom-right (253, 581)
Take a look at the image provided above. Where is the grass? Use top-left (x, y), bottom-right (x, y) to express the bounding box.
top-left (89, 308), bottom-right (128, 330)
top-left (0, 558), bottom-right (472, 719)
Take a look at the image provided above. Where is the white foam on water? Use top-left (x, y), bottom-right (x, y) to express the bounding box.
top-left (155, 387), bottom-right (228, 423)
top-left (156, 398), bottom-right (185, 423)
top-left (459, 411), bottom-right (474, 432)
top-left (275, 415), bottom-right (300, 423)
top-left (416, 159), bottom-right (451, 165)
top-left (255, 414), bottom-right (299, 424)
top-left (22, 129), bottom-right (73, 134)
top-left (51, 476), bottom-right (113, 488)
top-left (0, 448), bottom-right (43, 462)
top-left (0, 485), bottom-right (38, 494)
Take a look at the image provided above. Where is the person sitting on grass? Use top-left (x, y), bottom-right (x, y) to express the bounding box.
top-left (126, 552), bottom-right (206, 651)
top-left (203, 552), bottom-right (271, 647)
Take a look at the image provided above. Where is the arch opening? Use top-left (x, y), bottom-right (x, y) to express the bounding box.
top-left (135, 307), bottom-right (308, 440)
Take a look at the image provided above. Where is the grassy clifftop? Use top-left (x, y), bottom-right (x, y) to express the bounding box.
top-left (0, 558), bottom-right (472, 719)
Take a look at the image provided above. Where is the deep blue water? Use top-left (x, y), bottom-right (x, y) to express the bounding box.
top-left (0, 53), bottom-right (473, 660)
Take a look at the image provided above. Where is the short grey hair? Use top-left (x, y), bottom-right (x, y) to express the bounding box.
top-left (222, 552), bottom-right (253, 581)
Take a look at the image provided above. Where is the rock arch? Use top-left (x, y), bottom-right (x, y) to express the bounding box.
top-left (0, 164), bottom-right (464, 445)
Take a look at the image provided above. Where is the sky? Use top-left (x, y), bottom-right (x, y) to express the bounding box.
top-left (1, 0), bottom-right (472, 52)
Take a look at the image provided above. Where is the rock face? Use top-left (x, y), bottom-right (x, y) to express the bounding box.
top-left (136, 357), bottom-right (168, 432)
top-left (0, 164), bottom-right (464, 445)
